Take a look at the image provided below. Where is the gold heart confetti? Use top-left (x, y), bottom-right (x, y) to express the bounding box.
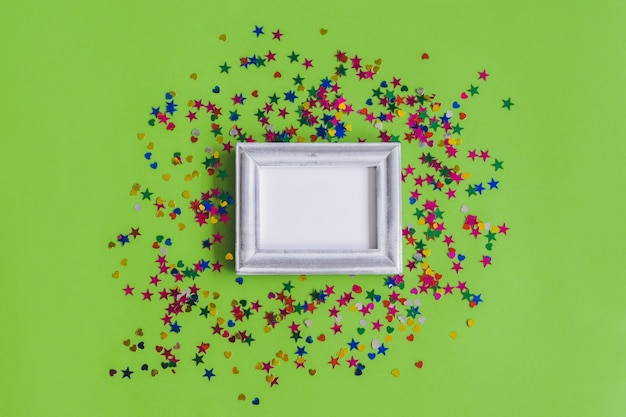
top-left (103, 25), bottom-right (514, 397)
top-left (129, 183), bottom-right (141, 196)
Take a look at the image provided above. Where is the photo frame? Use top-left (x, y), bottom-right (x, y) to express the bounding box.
top-left (235, 142), bottom-right (402, 275)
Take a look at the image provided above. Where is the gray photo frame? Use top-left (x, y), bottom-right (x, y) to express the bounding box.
top-left (235, 142), bottom-right (402, 275)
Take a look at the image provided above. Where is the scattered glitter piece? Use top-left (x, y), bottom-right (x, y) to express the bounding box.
top-left (108, 24), bottom-right (511, 403)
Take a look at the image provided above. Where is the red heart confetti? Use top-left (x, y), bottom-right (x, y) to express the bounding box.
top-left (109, 24), bottom-right (510, 403)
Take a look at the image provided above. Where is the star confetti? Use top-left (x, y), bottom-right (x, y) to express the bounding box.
top-left (108, 24), bottom-right (511, 405)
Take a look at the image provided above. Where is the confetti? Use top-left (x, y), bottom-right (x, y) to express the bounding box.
top-left (109, 24), bottom-right (511, 404)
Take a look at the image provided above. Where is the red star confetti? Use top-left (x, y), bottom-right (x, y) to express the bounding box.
top-left (108, 24), bottom-right (512, 406)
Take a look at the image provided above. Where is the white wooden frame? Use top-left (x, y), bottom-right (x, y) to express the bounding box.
top-left (235, 142), bottom-right (402, 275)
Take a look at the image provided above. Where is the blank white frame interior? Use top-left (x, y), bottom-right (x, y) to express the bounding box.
top-left (258, 166), bottom-right (377, 250)
top-left (236, 142), bottom-right (402, 275)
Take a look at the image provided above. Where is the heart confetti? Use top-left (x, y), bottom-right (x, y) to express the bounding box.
top-left (108, 23), bottom-right (510, 405)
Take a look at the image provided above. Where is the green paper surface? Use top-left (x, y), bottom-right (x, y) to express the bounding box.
top-left (1, 1), bottom-right (625, 416)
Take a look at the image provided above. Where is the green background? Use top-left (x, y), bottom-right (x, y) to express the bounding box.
top-left (1, 0), bottom-right (624, 416)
